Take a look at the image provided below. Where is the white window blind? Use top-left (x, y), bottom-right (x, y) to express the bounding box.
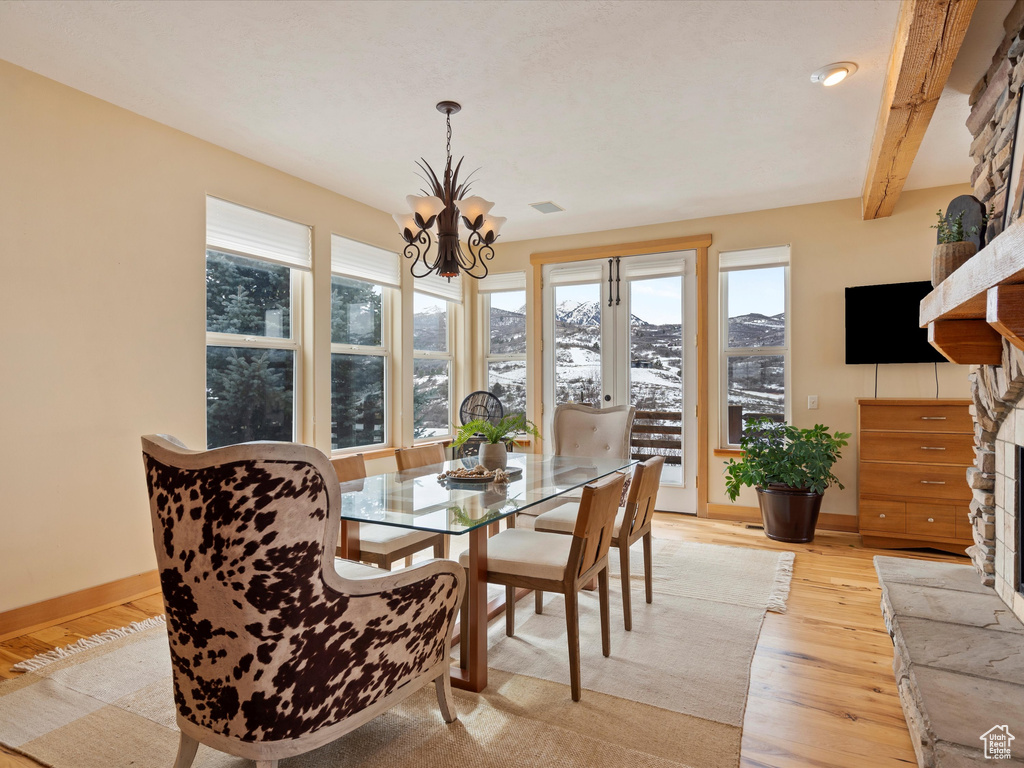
top-left (415, 273), bottom-right (464, 304)
top-left (547, 263), bottom-right (604, 285)
top-left (206, 197), bottom-right (311, 271)
top-left (719, 245), bottom-right (790, 272)
top-left (620, 252), bottom-right (690, 279)
top-left (479, 270), bottom-right (526, 293)
top-left (330, 235), bottom-right (401, 287)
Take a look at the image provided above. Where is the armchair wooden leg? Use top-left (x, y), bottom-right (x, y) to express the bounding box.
top-left (598, 566), bottom-right (611, 658)
top-left (619, 542), bottom-right (632, 631)
top-left (255, 762), bottom-right (279, 768)
top-left (643, 532), bottom-right (654, 604)
top-left (459, 569), bottom-right (470, 669)
top-left (434, 672), bottom-right (458, 723)
top-left (405, 555), bottom-right (414, 568)
top-left (535, 589), bottom-right (543, 614)
top-left (172, 732), bottom-right (199, 768)
top-left (505, 585), bottom-right (516, 636)
top-left (564, 590), bottom-right (581, 702)
top-left (434, 539), bottom-right (445, 559)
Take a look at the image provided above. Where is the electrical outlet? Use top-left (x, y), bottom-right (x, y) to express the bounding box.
top-left (808, 395), bottom-right (819, 410)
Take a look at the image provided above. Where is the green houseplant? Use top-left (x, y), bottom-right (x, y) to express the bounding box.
top-left (724, 418), bottom-right (850, 543)
top-left (451, 413), bottom-right (541, 470)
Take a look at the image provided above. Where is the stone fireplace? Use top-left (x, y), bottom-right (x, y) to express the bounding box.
top-left (971, 356), bottom-right (1024, 622)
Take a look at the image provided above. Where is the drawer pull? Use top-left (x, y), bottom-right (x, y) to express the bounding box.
top-left (920, 480), bottom-right (947, 485)
top-left (921, 416), bottom-right (947, 420)
top-left (879, 514), bottom-right (886, 519)
top-left (920, 446), bottom-right (946, 451)
top-left (928, 517), bottom-right (935, 523)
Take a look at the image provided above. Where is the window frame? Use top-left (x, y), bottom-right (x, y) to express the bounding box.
top-left (205, 247), bottom-right (304, 447)
top-left (719, 250), bottom-right (791, 448)
top-left (413, 291), bottom-right (455, 442)
top-left (483, 289), bottom-right (528, 414)
top-left (329, 274), bottom-right (392, 454)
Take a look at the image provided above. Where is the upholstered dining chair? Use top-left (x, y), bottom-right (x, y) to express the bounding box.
top-left (331, 453), bottom-right (447, 569)
top-left (141, 436), bottom-right (463, 768)
top-left (458, 472), bottom-right (626, 701)
top-left (517, 403), bottom-right (636, 525)
top-left (552, 403), bottom-right (636, 461)
top-left (533, 456), bottom-right (664, 630)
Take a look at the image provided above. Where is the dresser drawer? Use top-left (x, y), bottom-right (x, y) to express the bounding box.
top-left (859, 462), bottom-right (972, 502)
top-left (859, 431), bottom-right (975, 466)
top-left (906, 503), bottom-right (958, 539)
top-left (860, 404), bottom-right (972, 434)
top-left (859, 499), bottom-right (906, 533)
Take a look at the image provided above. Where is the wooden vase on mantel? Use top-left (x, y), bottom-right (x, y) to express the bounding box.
top-left (931, 241), bottom-right (977, 287)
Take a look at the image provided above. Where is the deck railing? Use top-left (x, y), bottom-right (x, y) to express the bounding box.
top-left (631, 409), bottom-right (683, 465)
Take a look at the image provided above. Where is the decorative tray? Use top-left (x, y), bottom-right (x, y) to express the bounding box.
top-left (438, 467), bottom-right (522, 485)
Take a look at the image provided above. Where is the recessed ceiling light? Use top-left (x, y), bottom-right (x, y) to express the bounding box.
top-left (811, 62), bottom-right (858, 87)
top-left (530, 201), bottom-right (564, 214)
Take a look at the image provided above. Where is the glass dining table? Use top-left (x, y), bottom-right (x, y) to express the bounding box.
top-left (337, 451), bottom-right (637, 692)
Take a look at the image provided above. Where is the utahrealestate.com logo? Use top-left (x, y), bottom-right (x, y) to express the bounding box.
top-left (981, 726), bottom-right (1015, 759)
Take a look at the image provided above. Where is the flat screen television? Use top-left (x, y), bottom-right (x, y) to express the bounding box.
top-left (845, 281), bottom-right (946, 365)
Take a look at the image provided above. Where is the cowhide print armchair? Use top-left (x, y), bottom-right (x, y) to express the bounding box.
top-left (141, 435), bottom-right (464, 768)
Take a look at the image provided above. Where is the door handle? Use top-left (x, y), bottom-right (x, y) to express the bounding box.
top-left (920, 480), bottom-right (946, 485)
top-left (920, 446), bottom-right (946, 450)
top-left (920, 416), bottom-right (947, 420)
top-left (604, 395), bottom-right (612, 402)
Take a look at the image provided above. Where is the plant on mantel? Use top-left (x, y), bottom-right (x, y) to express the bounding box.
top-left (930, 207), bottom-right (987, 287)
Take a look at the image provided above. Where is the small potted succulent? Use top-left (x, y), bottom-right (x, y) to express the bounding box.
top-left (451, 412), bottom-right (541, 470)
top-left (724, 418), bottom-right (850, 543)
top-left (931, 208), bottom-right (981, 287)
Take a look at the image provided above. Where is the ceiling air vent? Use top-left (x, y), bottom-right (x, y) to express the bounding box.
top-left (529, 201), bottom-right (564, 214)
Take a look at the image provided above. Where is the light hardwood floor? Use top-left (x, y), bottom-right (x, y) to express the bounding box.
top-left (0, 515), bottom-right (963, 768)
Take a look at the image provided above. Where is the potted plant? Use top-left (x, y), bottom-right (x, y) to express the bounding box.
top-left (451, 412), bottom-right (541, 470)
top-left (724, 418), bottom-right (850, 543)
top-left (931, 208), bottom-right (981, 287)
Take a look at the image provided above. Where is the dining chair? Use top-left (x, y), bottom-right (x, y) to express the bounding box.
top-left (141, 435), bottom-right (463, 768)
top-left (552, 403), bottom-right (636, 460)
top-left (533, 456), bottom-right (664, 630)
top-left (331, 453), bottom-right (448, 569)
top-left (458, 471), bottom-right (626, 701)
top-left (395, 443), bottom-right (447, 471)
top-left (517, 403), bottom-right (637, 525)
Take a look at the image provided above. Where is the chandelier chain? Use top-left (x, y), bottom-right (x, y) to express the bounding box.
top-left (446, 113), bottom-right (452, 162)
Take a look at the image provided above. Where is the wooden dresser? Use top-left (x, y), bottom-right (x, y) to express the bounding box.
top-left (857, 398), bottom-right (974, 554)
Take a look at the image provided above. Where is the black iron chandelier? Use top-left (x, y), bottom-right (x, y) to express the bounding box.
top-left (393, 101), bottom-right (505, 281)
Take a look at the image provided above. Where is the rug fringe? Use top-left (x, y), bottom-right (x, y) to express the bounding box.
top-left (766, 551), bottom-right (795, 614)
top-left (10, 615), bottom-right (166, 673)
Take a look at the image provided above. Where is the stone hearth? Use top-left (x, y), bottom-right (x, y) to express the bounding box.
top-left (876, 556), bottom-right (1024, 767)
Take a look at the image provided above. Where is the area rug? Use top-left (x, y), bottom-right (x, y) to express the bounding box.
top-left (0, 540), bottom-right (793, 768)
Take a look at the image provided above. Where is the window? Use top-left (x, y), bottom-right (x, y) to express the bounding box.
top-left (413, 275), bottom-right (461, 439)
top-left (330, 236), bottom-right (400, 451)
top-left (480, 271), bottom-right (527, 414)
top-left (719, 246), bottom-right (789, 446)
top-left (205, 198), bottom-right (310, 448)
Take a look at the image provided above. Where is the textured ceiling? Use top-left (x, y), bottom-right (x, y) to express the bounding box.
top-left (0, 0), bottom-right (1010, 241)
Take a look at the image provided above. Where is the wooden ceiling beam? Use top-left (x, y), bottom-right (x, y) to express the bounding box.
top-left (861, 0), bottom-right (978, 220)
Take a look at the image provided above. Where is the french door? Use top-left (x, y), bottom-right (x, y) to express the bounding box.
top-left (541, 251), bottom-right (697, 514)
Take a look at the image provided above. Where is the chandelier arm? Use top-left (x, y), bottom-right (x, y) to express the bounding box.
top-left (403, 230), bottom-right (438, 278)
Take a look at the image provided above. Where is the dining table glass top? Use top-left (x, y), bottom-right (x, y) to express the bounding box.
top-left (338, 453), bottom-right (637, 535)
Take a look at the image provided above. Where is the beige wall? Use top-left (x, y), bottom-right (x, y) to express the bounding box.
top-left (494, 185), bottom-right (973, 516)
top-left (0, 60), bottom-right (413, 612)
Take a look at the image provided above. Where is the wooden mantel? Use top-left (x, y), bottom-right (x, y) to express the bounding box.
top-left (921, 216), bottom-right (1024, 364)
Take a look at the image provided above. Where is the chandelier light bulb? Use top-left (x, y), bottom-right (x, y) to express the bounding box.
top-left (393, 212), bottom-right (418, 238)
top-left (481, 215), bottom-right (507, 241)
top-left (457, 196), bottom-right (495, 228)
top-left (406, 195), bottom-right (446, 220)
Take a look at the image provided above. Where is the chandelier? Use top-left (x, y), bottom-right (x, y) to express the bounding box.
top-left (393, 101), bottom-right (505, 281)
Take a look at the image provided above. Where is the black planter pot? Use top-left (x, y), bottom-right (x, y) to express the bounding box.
top-left (755, 485), bottom-right (824, 543)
